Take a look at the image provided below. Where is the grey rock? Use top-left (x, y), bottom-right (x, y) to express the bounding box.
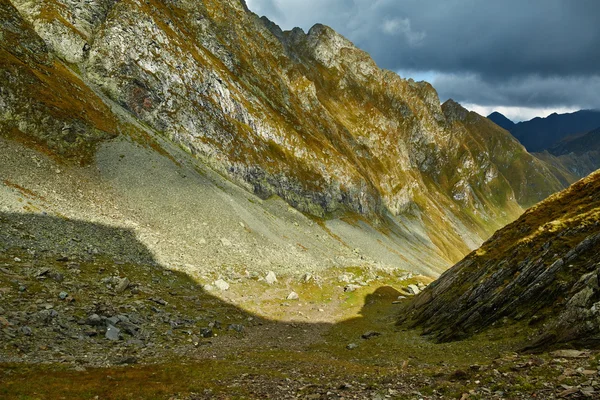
top-left (87, 314), bottom-right (103, 326)
top-left (20, 326), bottom-right (32, 336)
top-left (58, 291), bottom-right (69, 300)
top-left (346, 343), bottom-right (359, 350)
top-left (361, 331), bottom-right (381, 340)
top-left (105, 325), bottom-right (121, 341)
top-left (228, 324), bottom-right (244, 333)
top-left (149, 297), bottom-right (168, 306)
top-left (115, 277), bottom-right (130, 293)
top-left (200, 328), bottom-right (213, 338)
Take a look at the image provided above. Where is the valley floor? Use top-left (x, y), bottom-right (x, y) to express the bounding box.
top-left (2, 244), bottom-right (600, 399)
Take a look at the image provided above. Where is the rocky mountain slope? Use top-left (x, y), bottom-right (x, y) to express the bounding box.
top-left (1, 0), bottom-right (567, 277)
top-left (400, 170), bottom-right (600, 350)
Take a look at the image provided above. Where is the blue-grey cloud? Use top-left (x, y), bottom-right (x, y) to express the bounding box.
top-left (247, 0), bottom-right (600, 110)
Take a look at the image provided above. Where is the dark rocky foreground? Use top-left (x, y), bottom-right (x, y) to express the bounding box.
top-left (1, 212), bottom-right (600, 398)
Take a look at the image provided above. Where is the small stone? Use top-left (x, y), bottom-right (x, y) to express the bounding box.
top-left (361, 331), bottom-right (381, 340)
top-left (346, 343), bottom-right (358, 350)
top-left (13, 257), bottom-right (21, 262)
top-left (200, 328), bottom-right (213, 338)
top-left (228, 324), bottom-right (244, 333)
top-left (87, 314), bottom-right (103, 326)
top-left (551, 350), bottom-right (586, 358)
top-left (149, 297), bottom-right (168, 306)
top-left (118, 357), bottom-right (138, 365)
top-left (105, 325), bottom-right (121, 341)
top-left (406, 284), bottom-right (420, 295)
top-left (58, 291), bottom-right (68, 300)
top-left (265, 271), bottom-right (277, 285)
top-left (203, 284), bottom-right (214, 291)
top-left (20, 326), bottom-right (32, 336)
top-left (286, 291), bottom-right (299, 300)
top-left (214, 279), bottom-right (230, 291)
top-left (50, 272), bottom-right (64, 282)
top-left (115, 277), bottom-right (130, 293)
top-left (338, 274), bottom-right (351, 283)
top-left (209, 320), bottom-right (222, 330)
top-left (344, 284), bottom-right (361, 292)
top-left (302, 273), bottom-right (312, 283)
top-left (220, 238), bottom-right (232, 247)
top-left (581, 370), bottom-right (597, 376)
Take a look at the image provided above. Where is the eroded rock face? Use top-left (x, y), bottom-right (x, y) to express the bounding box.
top-left (0, 0), bottom-right (117, 161)
top-left (400, 171), bottom-right (600, 350)
top-left (3, 0), bottom-right (565, 261)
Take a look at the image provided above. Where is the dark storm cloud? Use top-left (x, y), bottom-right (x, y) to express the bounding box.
top-left (432, 73), bottom-right (600, 109)
top-left (246, 0), bottom-right (600, 110)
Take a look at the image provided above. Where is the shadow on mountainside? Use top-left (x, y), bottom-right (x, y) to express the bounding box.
top-left (0, 211), bottom-right (570, 399)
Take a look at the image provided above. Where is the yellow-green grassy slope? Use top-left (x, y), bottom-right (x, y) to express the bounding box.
top-left (401, 170), bottom-right (600, 350)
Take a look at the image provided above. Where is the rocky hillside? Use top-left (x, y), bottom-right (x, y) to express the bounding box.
top-left (400, 170), bottom-right (600, 350)
top-left (1, 0), bottom-right (565, 274)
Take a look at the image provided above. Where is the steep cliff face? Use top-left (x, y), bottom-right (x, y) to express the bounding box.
top-left (400, 170), bottom-right (600, 350)
top-left (0, 0), bottom-right (118, 162)
top-left (2, 0), bottom-right (564, 269)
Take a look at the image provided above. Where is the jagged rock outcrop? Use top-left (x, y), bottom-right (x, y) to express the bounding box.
top-left (2, 0), bottom-right (565, 265)
top-left (400, 170), bottom-right (600, 350)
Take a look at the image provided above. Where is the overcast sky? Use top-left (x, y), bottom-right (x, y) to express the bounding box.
top-left (246, 0), bottom-right (599, 122)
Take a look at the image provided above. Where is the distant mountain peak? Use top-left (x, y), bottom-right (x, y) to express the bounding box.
top-left (487, 111), bottom-right (515, 131)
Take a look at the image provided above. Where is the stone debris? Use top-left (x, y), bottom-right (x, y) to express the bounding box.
top-left (265, 271), bottom-right (277, 285)
top-left (406, 284), bottom-right (420, 295)
top-left (286, 291), bottom-right (299, 300)
top-left (344, 284), bottom-right (361, 292)
top-left (105, 325), bottom-right (120, 341)
top-left (552, 350), bottom-right (586, 358)
top-left (115, 277), bottom-right (130, 293)
top-left (361, 331), bottom-right (381, 340)
top-left (214, 279), bottom-right (230, 291)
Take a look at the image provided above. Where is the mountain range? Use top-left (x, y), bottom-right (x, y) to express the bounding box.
top-left (2, 0), bottom-right (600, 397)
top-left (488, 110), bottom-right (600, 153)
